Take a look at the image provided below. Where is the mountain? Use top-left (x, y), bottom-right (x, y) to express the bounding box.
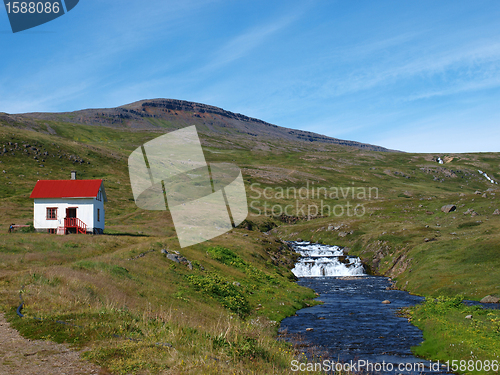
top-left (13, 98), bottom-right (396, 152)
top-left (0, 98), bottom-right (499, 374)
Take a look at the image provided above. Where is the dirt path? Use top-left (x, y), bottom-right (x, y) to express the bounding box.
top-left (0, 313), bottom-right (107, 375)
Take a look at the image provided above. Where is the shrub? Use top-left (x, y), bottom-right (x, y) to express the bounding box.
top-left (185, 273), bottom-right (250, 316)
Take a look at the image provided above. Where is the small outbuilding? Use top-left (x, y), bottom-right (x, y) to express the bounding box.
top-left (30, 173), bottom-right (107, 234)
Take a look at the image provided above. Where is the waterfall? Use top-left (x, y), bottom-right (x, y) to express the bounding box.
top-left (290, 241), bottom-right (366, 277)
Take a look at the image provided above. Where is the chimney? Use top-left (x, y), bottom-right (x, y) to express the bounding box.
top-left (71, 171), bottom-right (77, 180)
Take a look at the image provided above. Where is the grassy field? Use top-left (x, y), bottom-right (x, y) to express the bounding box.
top-left (1, 117), bottom-right (499, 373)
top-left (408, 296), bottom-right (500, 374)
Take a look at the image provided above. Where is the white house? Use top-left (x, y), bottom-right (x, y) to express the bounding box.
top-left (30, 175), bottom-right (107, 234)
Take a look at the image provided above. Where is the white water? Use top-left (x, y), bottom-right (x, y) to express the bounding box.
top-left (478, 169), bottom-right (498, 184)
top-left (290, 242), bottom-right (366, 277)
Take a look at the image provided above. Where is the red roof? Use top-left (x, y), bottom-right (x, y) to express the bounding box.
top-left (30, 179), bottom-right (104, 199)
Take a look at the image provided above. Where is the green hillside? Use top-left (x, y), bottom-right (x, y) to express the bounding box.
top-left (1, 115), bottom-right (499, 374)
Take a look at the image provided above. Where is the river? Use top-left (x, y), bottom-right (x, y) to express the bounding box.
top-left (280, 241), bottom-right (451, 374)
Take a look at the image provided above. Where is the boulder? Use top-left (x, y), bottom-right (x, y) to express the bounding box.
top-left (459, 193), bottom-right (466, 197)
top-left (493, 209), bottom-right (500, 215)
top-left (465, 315), bottom-right (473, 319)
top-left (382, 300), bottom-right (391, 304)
top-left (482, 193), bottom-right (488, 198)
top-left (306, 328), bottom-right (314, 332)
top-left (233, 281), bottom-right (241, 287)
top-left (475, 191), bottom-right (482, 195)
top-left (160, 248), bottom-right (168, 255)
top-left (441, 205), bottom-right (456, 213)
top-left (166, 254), bottom-right (180, 263)
top-left (480, 295), bottom-right (500, 303)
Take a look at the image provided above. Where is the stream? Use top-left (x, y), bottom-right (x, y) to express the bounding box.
top-left (280, 241), bottom-right (451, 374)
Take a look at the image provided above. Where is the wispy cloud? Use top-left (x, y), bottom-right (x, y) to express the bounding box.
top-left (199, 11), bottom-right (302, 73)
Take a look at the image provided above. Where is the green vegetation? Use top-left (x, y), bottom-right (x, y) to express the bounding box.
top-left (186, 273), bottom-right (250, 316)
top-left (409, 296), bottom-right (500, 374)
top-left (0, 115), bottom-right (499, 373)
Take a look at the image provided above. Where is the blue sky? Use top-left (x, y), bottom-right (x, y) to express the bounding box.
top-left (1, 1), bottom-right (499, 153)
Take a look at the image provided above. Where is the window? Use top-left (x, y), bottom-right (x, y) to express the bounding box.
top-left (46, 207), bottom-right (57, 220)
top-left (97, 208), bottom-right (100, 222)
top-left (47, 228), bottom-right (56, 234)
top-left (97, 190), bottom-right (102, 201)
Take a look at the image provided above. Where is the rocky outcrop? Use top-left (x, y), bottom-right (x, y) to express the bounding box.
top-left (480, 295), bottom-right (500, 303)
top-left (162, 249), bottom-right (193, 270)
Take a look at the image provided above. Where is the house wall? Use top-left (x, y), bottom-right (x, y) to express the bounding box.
top-left (33, 197), bottom-right (104, 233)
top-left (93, 194), bottom-right (105, 232)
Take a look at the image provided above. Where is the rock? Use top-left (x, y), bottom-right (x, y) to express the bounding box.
top-left (296, 238), bottom-right (303, 242)
top-left (233, 281), bottom-right (241, 287)
top-left (166, 254), bottom-right (180, 263)
top-left (480, 295), bottom-right (500, 303)
top-left (318, 317), bottom-right (326, 320)
top-left (424, 238), bottom-right (435, 242)
top-left (465, 315), bottom-right (473, 319)
top-left (382, 300), bottom-right (391, 304)
top-left (187, 261), bottom-right (193, 270)
top-left (338, 231), bottom-right (348, 237)
top-left (493, 209), bottom-right (500, 215)
top-left (459, 193), bottom-right (466, 197)
top-left (419, 204), bottom-right (423, 208)
top-left (160, 248), bottom-right (168, 255)
top-left (464, 208), bottom-right (475, 215)
top-left (441, 204), bottom-right (456, 213)
top-left (475, 191), bottom-right (482, 195)
top-left (471, 212), bottom-right (478, 217)
top-left (306, 328), bottom-right (314, 331)
top-left (482, 193), bottom-right (488, 198)
top-left (425, 211), bottom-right (434, 215)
